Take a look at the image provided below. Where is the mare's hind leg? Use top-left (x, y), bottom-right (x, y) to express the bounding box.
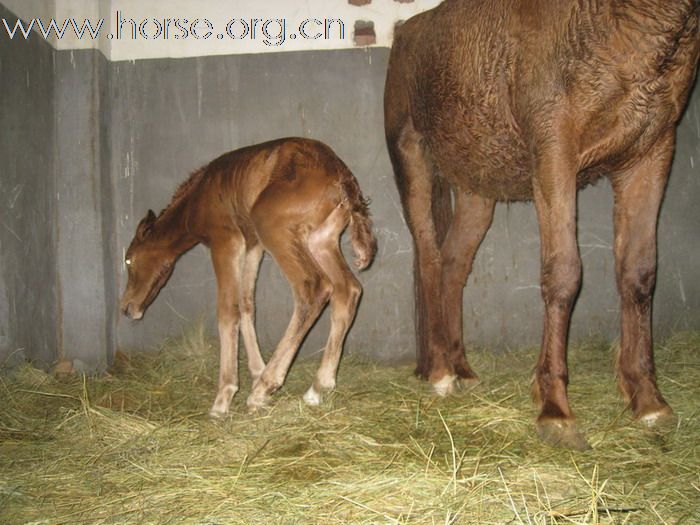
top-left (611, 132), bottom-right (675, 427)
top-left (240, 243), bottom-right (266, 381)
top-left (303, 207), bottom-right (363, 406)
top-left (209, 235), bottom-right (246, 417)
top-left (246, 235), bottom-right (332, 410)
top-left (441, 192), bottom-right (495, 385)
top-left (389, 121), bottom-right (455, 395)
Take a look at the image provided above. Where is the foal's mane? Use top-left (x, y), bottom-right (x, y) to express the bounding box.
top-left (157, 166), bottom-right (207, 219)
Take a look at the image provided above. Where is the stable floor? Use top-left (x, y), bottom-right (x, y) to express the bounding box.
top-left (1, 329), bottom-right (699, 524)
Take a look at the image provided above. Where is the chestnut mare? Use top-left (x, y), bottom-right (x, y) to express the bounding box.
top-left (385, 0), bottom-right (700, 448)
top-left (120, 138), bottom-right (376, 415)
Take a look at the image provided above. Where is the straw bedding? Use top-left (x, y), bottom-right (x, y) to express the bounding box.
top-left (1, 327), bottom-right (698, 524)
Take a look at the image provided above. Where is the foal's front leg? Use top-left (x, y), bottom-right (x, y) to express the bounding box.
top-left (209, 236), bottom-right (246, 417)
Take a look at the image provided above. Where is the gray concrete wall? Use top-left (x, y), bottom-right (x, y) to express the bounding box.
top-left (657, 85), bottom-right (700, 333)
top-left (1, 0), bottom-right (699, 369)
top-left (54, 49), bottom-right (114, 371)
top-left (1, 4), bottom-right (114, 370)
top-left (0, 2), bottom-right (59, 367)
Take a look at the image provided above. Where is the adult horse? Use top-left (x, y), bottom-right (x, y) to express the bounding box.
top-left (385, 0), bottom-right (700, 448)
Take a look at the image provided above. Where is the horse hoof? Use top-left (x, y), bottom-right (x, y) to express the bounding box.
top-left (432, 375), bottom-right (457, 397)
top-left (246, 392), bottom-right (268, 413)
top-left (303, 386), bottom-right (322, 406)
top-left (638, 407), bottom-right (677, 429)
top-left (536, 419), bottom-right (591, 451)
top-left (246, 402), bottom-right (265, 414)
top-left (208, 408), bottom-right (227, 419)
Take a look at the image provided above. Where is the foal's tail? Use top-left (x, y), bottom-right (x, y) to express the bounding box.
top-left (336, 159), bottom-right (377, 271)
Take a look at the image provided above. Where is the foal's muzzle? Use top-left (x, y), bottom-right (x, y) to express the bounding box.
top-left (121, 302), bottom-right (143, 320)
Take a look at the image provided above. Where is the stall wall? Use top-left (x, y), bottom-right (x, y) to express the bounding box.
top-left (0, 2), bottom-right (59, 367)
top-left (1, 0), bottom-right (698, 370)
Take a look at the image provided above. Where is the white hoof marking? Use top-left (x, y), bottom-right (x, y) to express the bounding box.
top-left (303, 386), bottom-right (322, 406)
top-left (209, 408), bottom-right (226, 419)
top-left (433, 375), bottom-right (456, 397)
top-left (209, 385), bottom-right (238, 417)
top-left (640, 411), bottom-right (664, 427)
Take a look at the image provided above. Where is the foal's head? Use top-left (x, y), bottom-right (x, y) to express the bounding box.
top-left (120, 210), bottom-right (177, 320)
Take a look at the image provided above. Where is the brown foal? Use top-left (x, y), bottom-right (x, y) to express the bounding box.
top-left (120, 138), bottom-right (376, 416)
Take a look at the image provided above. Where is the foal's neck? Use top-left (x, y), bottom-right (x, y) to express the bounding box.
top-left (153, 200), bottom-right (200, 257)
top-left (153, 167), bottom-right (208, 257)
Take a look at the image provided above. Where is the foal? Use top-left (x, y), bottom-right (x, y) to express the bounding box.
top-left (120, 138), bottom-right (376, 416)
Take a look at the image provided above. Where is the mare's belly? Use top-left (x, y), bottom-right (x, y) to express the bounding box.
top-left (423, 128), bottom-right (537, 202)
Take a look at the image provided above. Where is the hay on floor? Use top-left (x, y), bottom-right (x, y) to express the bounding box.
top-left (1, 327), bottom-right (699, 524)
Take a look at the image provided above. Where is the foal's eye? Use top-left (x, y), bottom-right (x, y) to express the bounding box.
top-left (125, 258), bottom-right (132, 266)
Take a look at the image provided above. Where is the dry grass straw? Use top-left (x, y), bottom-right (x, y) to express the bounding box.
top-left (1, 326), bottom-right (699, 524)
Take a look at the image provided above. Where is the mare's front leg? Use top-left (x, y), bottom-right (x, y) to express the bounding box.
top-left (611, 131), bottom-right (675, 427)
top-left (532, 143), bottom-right (589, 450)
top-left (209, 234), bottom-right (246, 418)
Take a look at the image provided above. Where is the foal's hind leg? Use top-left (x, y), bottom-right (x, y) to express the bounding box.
top-left (246, 236), bottom-right (332, 410)
top-left (441, 192), bottom-right (495, 385)
top-left (611, 132), bottom-right (675, 427)
top-left (303, 207), bottom-right (363, 406)
top-left (239, 243), bottom-right (266, 381)
top-left (209, 235), bottom-right (246, 417)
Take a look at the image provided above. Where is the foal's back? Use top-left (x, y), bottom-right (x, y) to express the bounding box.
top-left (183, 138), bottom-right (346, 246)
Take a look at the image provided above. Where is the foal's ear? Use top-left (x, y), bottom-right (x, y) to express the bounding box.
top-left (136, 209), bottom-right (156, 240)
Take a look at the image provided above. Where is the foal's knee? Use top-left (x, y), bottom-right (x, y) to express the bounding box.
top-left (217, 291), bottom-right (242, 324)
top-left (240, 295), bottom-right (254, 318)
top-left (540, 254), bottom-right (581, 307)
